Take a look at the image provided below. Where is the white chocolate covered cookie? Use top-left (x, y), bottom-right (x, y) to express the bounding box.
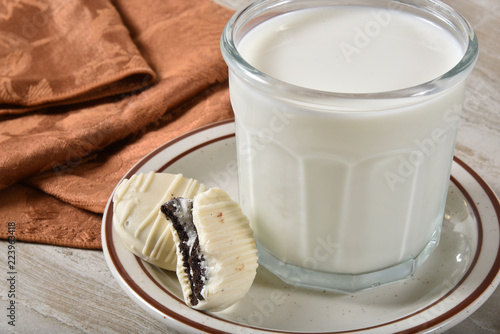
top-left (162, 188), bottom-right (258, 311)
top-left (113, 172), bottom-right (207, 270)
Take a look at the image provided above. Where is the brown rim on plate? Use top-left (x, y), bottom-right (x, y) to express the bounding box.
top-left (104, 120), bottom-right (500, 333)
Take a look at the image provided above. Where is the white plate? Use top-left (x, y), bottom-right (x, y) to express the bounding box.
top-left (102, 119), bottom-right (500, 334)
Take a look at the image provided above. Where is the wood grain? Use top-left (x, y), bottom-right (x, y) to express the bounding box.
top-left (1, 0), bottom-right (499, 333)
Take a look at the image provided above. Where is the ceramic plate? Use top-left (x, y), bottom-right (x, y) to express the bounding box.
top-left (102, 119), bottom-right (500, 334)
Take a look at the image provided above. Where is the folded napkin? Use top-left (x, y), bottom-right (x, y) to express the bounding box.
top-left (0, 0), bottom-right (155, 114)
top-left (0, 0), bottom-right (235, 248)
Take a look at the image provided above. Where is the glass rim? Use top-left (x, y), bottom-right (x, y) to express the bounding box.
top-left (220, 0), bottom-right (479, 101)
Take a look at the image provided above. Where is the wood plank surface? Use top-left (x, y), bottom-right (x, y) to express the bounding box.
top-left (1, 0), bottom-right (499, 333)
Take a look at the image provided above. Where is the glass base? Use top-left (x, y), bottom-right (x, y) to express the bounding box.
top-left (257, 227), bottom-right (441, 293)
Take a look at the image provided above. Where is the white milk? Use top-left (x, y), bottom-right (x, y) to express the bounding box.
top-left (230, 6), bottom-right (466, 275)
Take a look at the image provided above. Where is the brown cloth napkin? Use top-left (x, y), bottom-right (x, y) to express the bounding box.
top-left (0, 0), bottom-right (156, 114)
top-left (0, 0), bottom-right (235, 248)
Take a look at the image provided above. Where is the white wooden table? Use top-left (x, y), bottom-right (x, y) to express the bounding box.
top-left (1, 0), bottom-right (499, 332)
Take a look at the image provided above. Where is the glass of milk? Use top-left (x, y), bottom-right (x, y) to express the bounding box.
top-left (221, 0), bottom-right (478, 292)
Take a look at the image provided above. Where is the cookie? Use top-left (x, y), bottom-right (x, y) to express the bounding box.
top-left (113, 172), bottom-right (207, 270)
top-left (162, 187), bottom-right (258, 311)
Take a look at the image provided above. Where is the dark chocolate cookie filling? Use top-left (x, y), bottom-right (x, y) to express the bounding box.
top-left (161, 197), bottom-right (206, 306)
